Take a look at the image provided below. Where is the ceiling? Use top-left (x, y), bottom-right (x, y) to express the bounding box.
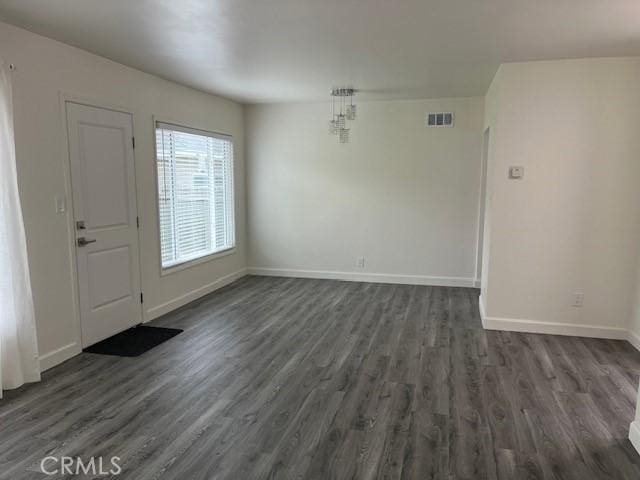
top-left (1, 0), bottom-right (639, 104)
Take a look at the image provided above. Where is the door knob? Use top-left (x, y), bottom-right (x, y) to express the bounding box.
top-left (77, 237), bottom-right (97, 247)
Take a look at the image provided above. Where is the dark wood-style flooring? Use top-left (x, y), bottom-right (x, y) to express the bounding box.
top-left (1, 276), bottom-right (640, 479)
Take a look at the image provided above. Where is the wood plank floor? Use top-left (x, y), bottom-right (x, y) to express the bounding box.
top-left (2, 276), bottom-right (640, 479)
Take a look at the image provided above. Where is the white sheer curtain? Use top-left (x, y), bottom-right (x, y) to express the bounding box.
top-left (0, 61), bottom-right (40, 398)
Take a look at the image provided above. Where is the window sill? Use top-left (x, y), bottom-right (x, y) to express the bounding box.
top-left (160, 247), bottom-right (237, 276)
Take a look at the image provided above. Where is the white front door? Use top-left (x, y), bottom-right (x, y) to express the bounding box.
top-left (66, 102), bottom-right (142, 347)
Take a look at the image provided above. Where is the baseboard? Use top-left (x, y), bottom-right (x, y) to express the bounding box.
top-left (248, 267), bottom-right (476, 288)
top-left (482, 315), bottom-right (628, 340)
top-left (474, 278), bottom-right (481, 288)
top-left (630, 421), bottom-right (640, 455)
top-left (39, 342), bottom-right (82, 371)
top-left (478, 294), bottom-right (487, 324)
top-left (627, 329), bottom-right (640, 352)
top-left (146, 268), bottom-right (248, 320)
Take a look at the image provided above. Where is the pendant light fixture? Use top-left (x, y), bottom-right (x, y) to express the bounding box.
top-left (329, 87), bottom-right (356, 143)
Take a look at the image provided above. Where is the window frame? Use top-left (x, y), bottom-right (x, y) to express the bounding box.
top-left (152, 118), bottom-right (236, 275)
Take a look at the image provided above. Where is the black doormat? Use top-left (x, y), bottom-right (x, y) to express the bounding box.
top-left (83, 326), bottom-right (183, 357)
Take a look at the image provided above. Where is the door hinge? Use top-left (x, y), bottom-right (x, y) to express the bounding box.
top-left (132, 137), bottom-right (135, 149)
top-left (140, 292), bottom-right (144, 303)
top-left (136, 216), bottom-right (140, 228)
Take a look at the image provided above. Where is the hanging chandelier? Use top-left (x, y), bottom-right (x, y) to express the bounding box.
top-left (329, 87), bottom-right (357, 143)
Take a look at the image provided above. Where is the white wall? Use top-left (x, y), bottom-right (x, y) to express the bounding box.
top-left (481, 57), bottom-right (640, 338)
top-left (246, 98), bottom-right (485, 285)
top-left (0, 22), bottom-right (247, 369)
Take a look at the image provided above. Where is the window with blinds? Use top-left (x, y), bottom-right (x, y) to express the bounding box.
top-left (155, 122), bottom-right (235, 269)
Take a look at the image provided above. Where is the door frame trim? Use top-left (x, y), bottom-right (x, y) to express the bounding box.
top-left (474, 126), bottom-right (490, 289)
top-left (58, 91), bottom-right (144, 353)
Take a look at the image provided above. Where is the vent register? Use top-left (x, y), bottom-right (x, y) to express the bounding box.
top-left (426, 112), bottom-right (454, 127)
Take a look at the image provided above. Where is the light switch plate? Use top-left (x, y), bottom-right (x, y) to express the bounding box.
top-left (54, 195), bottom-right (66, 213)
top-left (509, 166), bottom-right (524, 179)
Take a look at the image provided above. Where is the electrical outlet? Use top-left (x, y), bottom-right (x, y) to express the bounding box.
top-left (508, 166), bottom-right (524, 179)
top-left (357, 256), bottom-right (365, 268)
top-left (572, 292), bottom-right (584, 307)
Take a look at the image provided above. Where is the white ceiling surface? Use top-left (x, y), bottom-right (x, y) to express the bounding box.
top-left (0, 0), bottom-right (639, 103)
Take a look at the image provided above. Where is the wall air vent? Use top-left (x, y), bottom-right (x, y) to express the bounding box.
top-left (426, 112), bottom-right (454, 128)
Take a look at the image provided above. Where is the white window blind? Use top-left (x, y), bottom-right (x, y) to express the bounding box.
top-left (155, 122), bottom-right (234, 269)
